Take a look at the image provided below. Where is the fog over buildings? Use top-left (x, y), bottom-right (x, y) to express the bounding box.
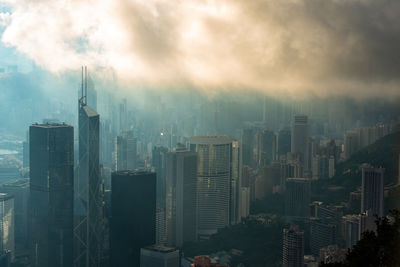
top-left (0, 1), bottom-right (400, 267)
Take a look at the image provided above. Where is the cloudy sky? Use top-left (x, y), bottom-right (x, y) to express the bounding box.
top-left (0, 0), bottom-right (399, 98)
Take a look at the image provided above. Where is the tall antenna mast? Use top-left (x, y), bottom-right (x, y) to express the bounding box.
top-left (85, 66), bottom-right (88, 105)
top-left (79, 66), bottom-right (84, 107)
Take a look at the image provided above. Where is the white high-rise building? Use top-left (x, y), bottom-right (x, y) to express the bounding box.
top-left (239, 187), bottom-right (250, 220)
top-left (231, 140), bottom-right (241, 224)
top-left (190, 136), bottom-right (235, 238)
top-left (0, 193), bottom-right (14, 262)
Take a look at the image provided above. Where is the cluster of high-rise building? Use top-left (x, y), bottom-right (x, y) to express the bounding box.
top-left (343, 124), bottom-right (393, 160)
top-left (1, 71), bottom-right (398, 267)
top-left (281, 164), bottom-right (386, 266)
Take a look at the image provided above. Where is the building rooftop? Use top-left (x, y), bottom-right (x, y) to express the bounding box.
top-left (31, 123), bottom-right (72, 128)
top-left (82, 105), bottom-right (99, 117)
top-left (113, 170), bottom-right (155, 176)
top-left (190, 136), bottom-right (234, 145)
top-left (286, 177), bottom-right (310, 182)
top-left (142, 245), bottom-right (178, 253)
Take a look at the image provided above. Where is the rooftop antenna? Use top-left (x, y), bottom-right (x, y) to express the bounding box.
top-left (79, 66), bottom-right (85, 107)
top-left (85, 66), bottom-right (88, 105)
top-left (79, 66), bottom-right (88, 106)
top-left (81, 66), bottom-right (83, 100)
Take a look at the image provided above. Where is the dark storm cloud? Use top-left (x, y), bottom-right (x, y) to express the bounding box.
top-left (1, 0), bottom-right (399, 98)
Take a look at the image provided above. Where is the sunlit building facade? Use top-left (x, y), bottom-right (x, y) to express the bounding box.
top-left (190, 136), bottom-right (233, 238)
top-left (0, 193), bottom-right (14, 262)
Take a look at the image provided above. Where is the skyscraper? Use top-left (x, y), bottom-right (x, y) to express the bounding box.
top-left (115, 131), bottom-right (137, 171)
top-left (278, 128), bottom-right (291, 158)
top-left (310, 217), bottom-right (337, 256)
top-left (241, 129), bottom-right (255, 167)
top-left (152, 146), bottom-right (169, 208)
top-left (231, 140), bottom-right (241, 224)
top-left (110, 171), bottom-right (156, 267)
top-left (291, 115), bottom-right (309, 166)
top-left (74, 68), bottom-right (104, 267)
top-left (29, 123), bottom-right (74, 267)
top-left (239, 187), bottom-right (250, 219)
top-left (152, 145), bottom-right (169, 245)
top-left (344, 130), bottom-right (359, 160)
top-left (190, 136), bottom-right (233, 238)
top-left (361, 165), bottom-right (384, 217)
top-left (0, 193), bottom-right (14, 262)
top-left (282, 226), bottom-right (304, 267)
top-left (165, 148), bottom-right (197, 247)
top-left (341, 215), bottom-right (360, 249)
top-left (0, 179), bottom-right (29, 250)
top-left (256, 130), bottom-right (276, 167)
top-left (285, 178), bottom-right (311, 222)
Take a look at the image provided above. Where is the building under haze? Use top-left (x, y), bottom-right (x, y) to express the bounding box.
top-left (190, 136), bottom-right (234, 238)
top-left (282, 226), bottom-right (304, 267)
top-left (285, 178), bottom-right (311, 222)
top-left (291, 115), bottom-right (309, 167)
top-left (361, 165), bottom-right (384, 217)
top-left (278, 128), bottom-right (291, 159)
top-left (0, 179), bottom-right (29, 250)
top-left (310, 217), bottom-right (337, 256)
top-left (74, 72), bottom-right (104, 267)
top-left (344, 131), bottom-right (359, 160)
top-left (29, 123), bottom-right (74, 267)
top-left (241, 129), bottom-right (255, 167)
top-left (341, 215), bottom-right (360, 249)
top-left (165, 148), bottom-right (198, 247)
top-left (256, 130), bottom-right (276, 167)
top-left (152, 146), bottom-right (169, 205)
top-left (231, 140), bottom-right (241, 224)
top-left (152, 145), bottom-right (169, 245)
top-left (0, 193), bottom-right (14, 262)
top-left (111, 171), bottom-right (156, 267)
top-left (115, 131), bottom-right (137, 171)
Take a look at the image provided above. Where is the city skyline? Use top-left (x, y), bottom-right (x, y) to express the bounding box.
top-left (0, 1), bottom-right (399, 267)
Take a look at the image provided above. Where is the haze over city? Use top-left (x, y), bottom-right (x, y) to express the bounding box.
top-left (0, 1), bottom-right (399, 267)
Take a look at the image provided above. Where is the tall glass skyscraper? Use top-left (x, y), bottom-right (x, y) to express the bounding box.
top-left (29, 123), bottom-right (74, 267)
top-left (361, 165), bottom-right (384, 217)
top-left (291, 115), bottom-right (309, 167)
top-left (190, 136), bottom-right (235, 238)
top-left (165, 148), bottom-right (197, 247)
top-left (74, 69), bottom-right (104, 267)
top-left (110, 171), bottom-right (156, 267)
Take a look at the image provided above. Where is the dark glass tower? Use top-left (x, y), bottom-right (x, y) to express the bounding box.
top-left (110, 171), bottom-right (156, 267)
top-left (74, 68), bottom-right (104, 267)
top-left (256, 130), bottom-right (276, 167)
top-left (29, 123), bottom-right (74, 267)
top-left (278, 128), bottom-right (291, 158)
top-left (166, 149), bottom-right (197, 247)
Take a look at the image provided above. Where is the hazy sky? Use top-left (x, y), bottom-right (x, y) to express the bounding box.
top-left (1, 0), bottom-right (400, 98)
